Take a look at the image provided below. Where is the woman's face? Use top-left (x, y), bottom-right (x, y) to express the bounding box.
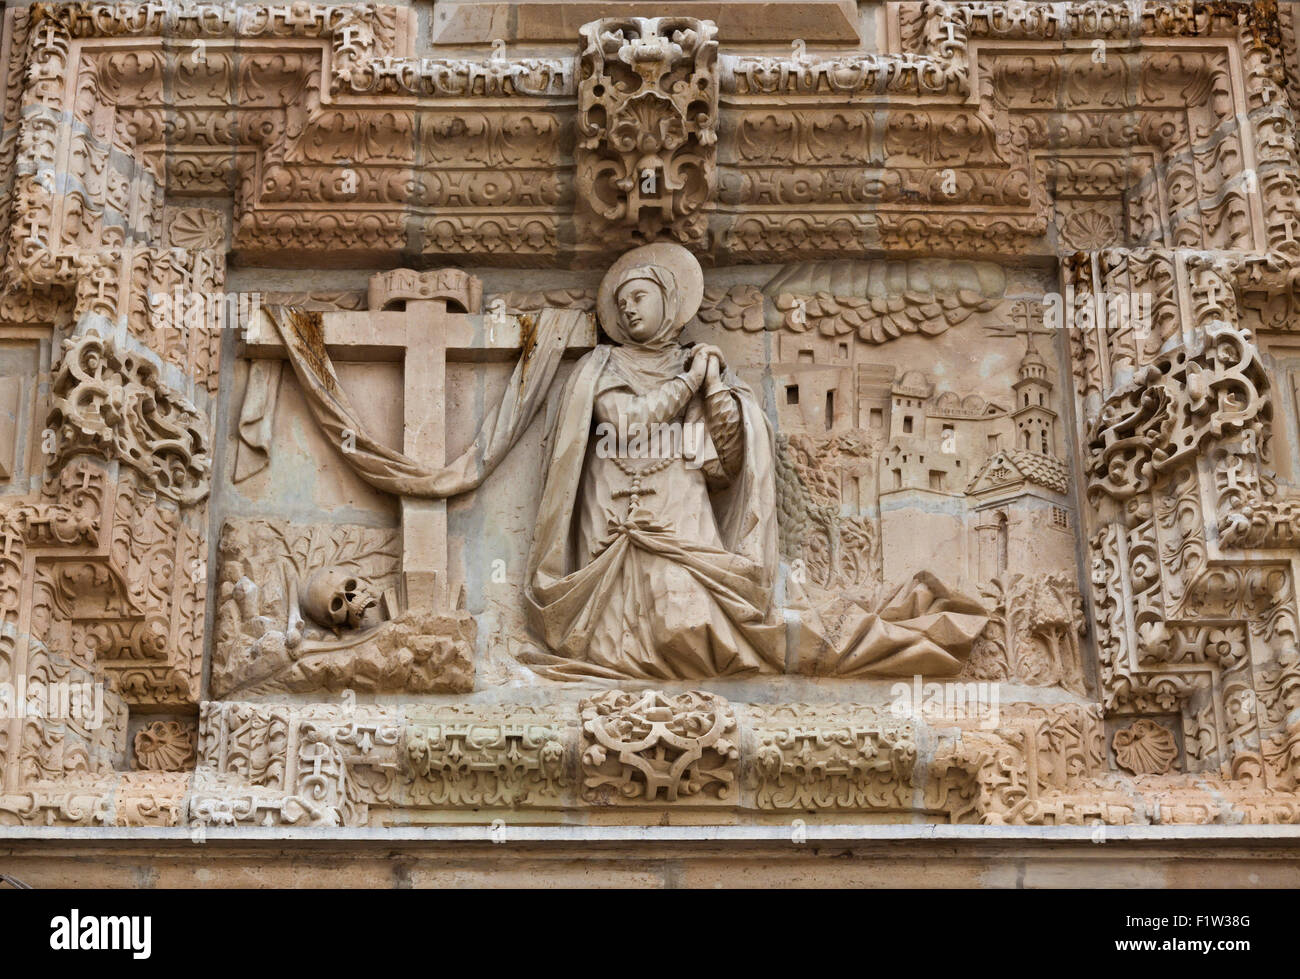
top-left (615, 277), bottom-right (666, 342)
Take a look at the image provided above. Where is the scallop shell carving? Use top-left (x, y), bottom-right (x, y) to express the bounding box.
top-left (1112, 719), bottom-right (1179, 775)
top-left (165, 207), bottom-right (225, 250)
top-left (133, 720), bottom-right (198, 772)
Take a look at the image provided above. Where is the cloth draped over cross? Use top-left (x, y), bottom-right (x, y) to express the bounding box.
top-left (253, 304), bottom-right (592, 497)
top-left (233, 359), bottom-right (282, 482)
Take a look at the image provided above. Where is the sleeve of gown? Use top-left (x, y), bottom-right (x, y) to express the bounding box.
top-left (593, 376), bottom-right (696, 427)
top-left (702, 383), bottom-right (744, 481)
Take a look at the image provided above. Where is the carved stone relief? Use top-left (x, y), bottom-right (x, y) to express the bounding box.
top-left (214, 519), bottom-right (473, 696)
top-left (5, 0), bottom-right (1300, 843)
top-left (47, 332), bottom-right (212, 506)
top-left (580, 690), bottom-right (739, 803)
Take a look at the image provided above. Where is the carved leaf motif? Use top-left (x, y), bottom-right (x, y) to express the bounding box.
top-left (46, 333), bottom-right (212, 505)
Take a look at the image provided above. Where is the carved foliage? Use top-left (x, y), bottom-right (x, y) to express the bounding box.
top-left (1086, 319), bottom-right (1270, 501)
top-left (775, 432), bottom-right (880, 596)
top-left (47, 332), bottom-right (212, 506)
top-left (193, 700), bottom-right (403, 828)
top-left (403, 707), bottom-right (568, 808)
top-left (963, 572), bottom-right (1087, 694)
top-left (747, 706), bottom-right (915, 810)
top-left (927, 704), bottom-right (1129, 825)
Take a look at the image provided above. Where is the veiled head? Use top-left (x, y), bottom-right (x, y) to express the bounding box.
top-left (597, 243), bottom-right (704, 349)
top-left (614, 268), bottom-right (673, 343)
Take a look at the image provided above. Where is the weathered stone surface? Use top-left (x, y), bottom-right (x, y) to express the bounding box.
top-left (5, 0), bottom-right (1300, 885)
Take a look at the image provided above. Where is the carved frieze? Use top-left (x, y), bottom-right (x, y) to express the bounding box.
top-left (747, 705), bottom-right (916, 810)
top-left (0, 457), bottom-right (204, 713)
top-left (402, 707), bottom-right (569, 809)
top-left (927, 703), bottom-right (1134, 825)
top-left (192, 700), bottom-right (403, 827)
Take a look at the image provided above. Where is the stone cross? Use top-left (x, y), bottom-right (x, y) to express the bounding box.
top-left (244, 268), bottom-right (594, 611)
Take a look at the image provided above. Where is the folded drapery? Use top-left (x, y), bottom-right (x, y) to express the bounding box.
top-left (787, 571), bottom-right (989, 676)
top-left (521, 345), bottom-right (784, 681)
top-left (265, 304), bottom-right (592, 498)
top-left (233, 359), bottom-right (282, 483)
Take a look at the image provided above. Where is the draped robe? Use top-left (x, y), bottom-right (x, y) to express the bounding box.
top-left (524, 344), bottom-right (786, 680)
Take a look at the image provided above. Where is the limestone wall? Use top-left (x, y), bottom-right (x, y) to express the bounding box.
top-left (2, 1), bottom-right (1300, 879)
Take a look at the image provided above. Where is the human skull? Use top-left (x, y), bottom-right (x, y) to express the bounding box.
top-left (301, 567), bottom-right (375, 631)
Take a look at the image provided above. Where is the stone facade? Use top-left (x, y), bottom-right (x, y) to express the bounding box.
top-left (4, 0), bottom-right (1300, 885)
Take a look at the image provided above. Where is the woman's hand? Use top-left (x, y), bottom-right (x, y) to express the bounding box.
top-left (682, 344), bottom-right (725, 392)
top-left (690, 344), bottom-right (726, 372)
top-left (684, 353), bottom-right (709, 391)
top-left (689, 344), bottom-right (727, 394)
top-left (705, 353), bottom-right (723, 392)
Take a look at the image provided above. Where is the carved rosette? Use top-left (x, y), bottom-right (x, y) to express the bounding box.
top-left (576, 16), bottom-right (719, 247)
